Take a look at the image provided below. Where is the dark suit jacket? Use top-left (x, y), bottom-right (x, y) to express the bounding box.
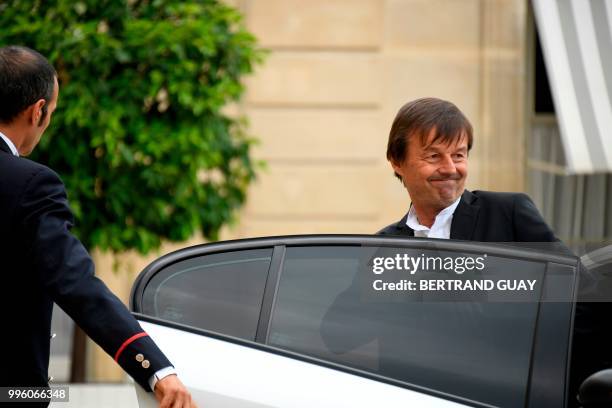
top-left (340, 189), bottom-right (599, 406)
top-left (378, 189), bottom-right (558, 242)
top-left (0, 137), bottom-right (171, 393)
top-left (321, 191), bottom-right (564, 401)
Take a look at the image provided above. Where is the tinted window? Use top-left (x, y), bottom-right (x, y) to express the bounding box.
top-left (142, 248), bottom-right (272, 340)
top-left (268, 246), bottom-right (545, 406)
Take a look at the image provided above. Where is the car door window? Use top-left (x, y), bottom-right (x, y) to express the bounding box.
top-left (267, 246), bottom-right (546, 407)
top-left (141, 248), bottom-right (272, 340)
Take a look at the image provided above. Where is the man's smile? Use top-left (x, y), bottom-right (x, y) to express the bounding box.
top-left (429, 179), bottom-right (459, 186)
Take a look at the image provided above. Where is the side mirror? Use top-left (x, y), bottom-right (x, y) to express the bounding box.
top-left (578, 369), bottom-right (612, 408)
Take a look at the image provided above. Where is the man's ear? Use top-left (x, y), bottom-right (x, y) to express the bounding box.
top-left (28, 99), bottom-right (46, 126)
top-left (390, 160), bottom-right (404, 178)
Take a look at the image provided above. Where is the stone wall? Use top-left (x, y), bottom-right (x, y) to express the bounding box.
top-left (224, 0), bottom-right (527, 238)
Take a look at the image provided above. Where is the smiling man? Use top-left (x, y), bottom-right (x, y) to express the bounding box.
top-left (380, 97), bottom-right (557, 242)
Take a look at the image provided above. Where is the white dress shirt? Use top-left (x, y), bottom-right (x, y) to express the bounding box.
top-left (0, 131), bottom-right (19, 156)
top-left (406, 196), bottom-right (462, 239)
top-left (0, 130), bottom-right (175, 389)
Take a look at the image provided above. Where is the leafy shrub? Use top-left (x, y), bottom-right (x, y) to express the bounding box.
top-left (0, 0), bottom-right (264, 253)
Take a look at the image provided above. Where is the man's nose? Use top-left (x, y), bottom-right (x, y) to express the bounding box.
top-left (438, 155), bottom-right (457, 175)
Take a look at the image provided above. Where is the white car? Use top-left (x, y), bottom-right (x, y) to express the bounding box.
top-left (129, 235), bottom-right (612, 408)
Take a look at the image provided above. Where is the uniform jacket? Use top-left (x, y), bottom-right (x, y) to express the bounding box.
top-left (0, 137), bottom-right (171, 392)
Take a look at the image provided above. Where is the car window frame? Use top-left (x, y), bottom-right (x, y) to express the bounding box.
top-left (130, 235), bottom-right (581, 408)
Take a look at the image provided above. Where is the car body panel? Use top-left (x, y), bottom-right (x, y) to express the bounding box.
top-left (135, 320), bottom-right (472, 408)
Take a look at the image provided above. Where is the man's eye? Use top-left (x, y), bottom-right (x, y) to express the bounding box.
top-left (427, 154), bottom-right (439, 160)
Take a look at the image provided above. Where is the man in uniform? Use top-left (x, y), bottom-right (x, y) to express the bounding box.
top-left (0, 45), bottom-right (195, 408)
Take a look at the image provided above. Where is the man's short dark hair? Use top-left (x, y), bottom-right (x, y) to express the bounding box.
top-left (386, 97), bottom-right (473, 180)
top-left (0, 45), bottom-right (57, 124)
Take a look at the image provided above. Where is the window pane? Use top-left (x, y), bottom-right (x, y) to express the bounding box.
top-left (142, 248), bottom-right (272, 340)
top-left (268, 246), bottom-right (544, 406)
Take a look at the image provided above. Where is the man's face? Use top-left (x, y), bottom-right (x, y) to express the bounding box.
top-left (21, 76), bottom-right (58, 156)
top-left (391, 128), bottom-right (468, 211)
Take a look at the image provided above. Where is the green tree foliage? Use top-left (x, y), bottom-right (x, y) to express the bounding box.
top-left (0, 0), bottom-right (265, 253)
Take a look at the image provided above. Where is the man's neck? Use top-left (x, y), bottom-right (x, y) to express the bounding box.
top-left (411, 204), bottom-right (441, 228)
top-left (410, 196), bottom-right (462, 228)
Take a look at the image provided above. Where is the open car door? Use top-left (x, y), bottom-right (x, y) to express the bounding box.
top-left (129, 235), bottom-right (580, 408)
